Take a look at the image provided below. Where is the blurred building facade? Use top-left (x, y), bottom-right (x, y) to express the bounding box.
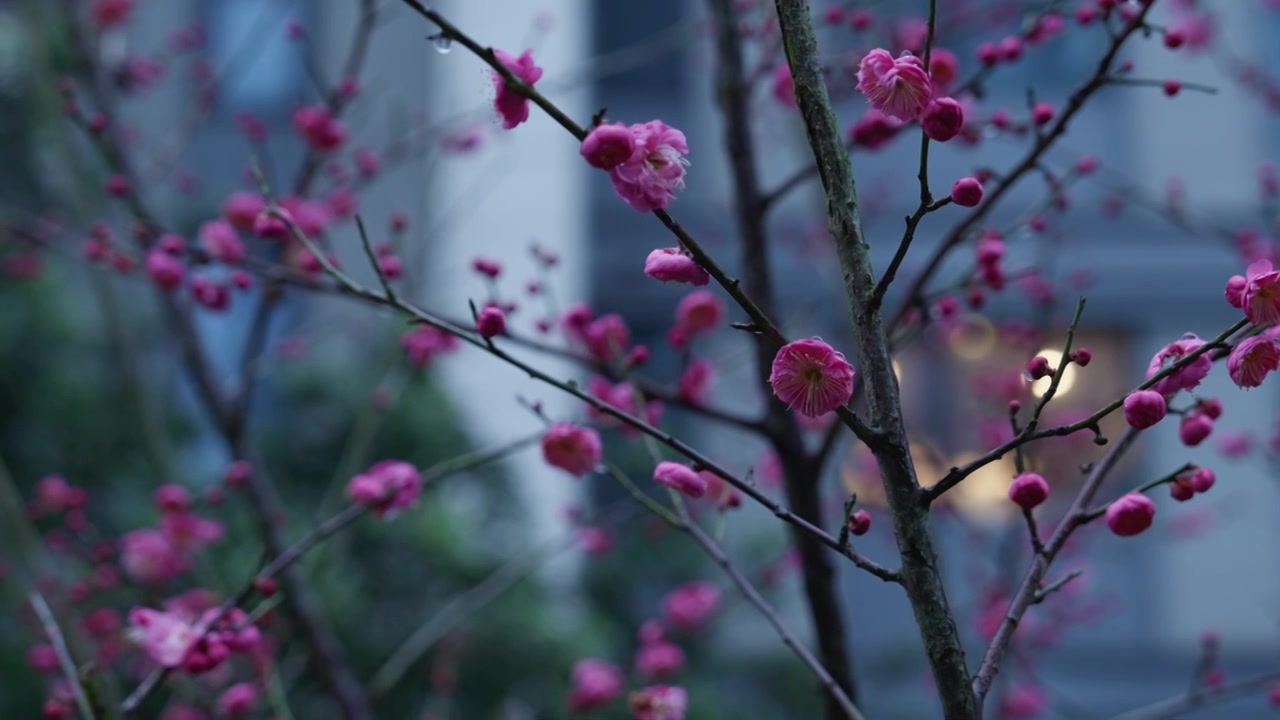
top-left (112, 0), bottom-right (1280, 715)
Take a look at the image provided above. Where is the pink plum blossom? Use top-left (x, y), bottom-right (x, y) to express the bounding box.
top-left (629, 685), bottom-right (687, 720)
top-left (1227, 335), bottom-right (1280, 388)
top-left (856, 48), bottom-right (933, 121)
top-left (346, 460), bottom-right (423, 518)
top-left (608, 121), bottom-right (690, 212)
top-left (769, 338), bottom-right (856, 418)
top-left (662, 581), bottom-right (720, 630)
top-left (541, 423), bottom-right (602, 477)
top-left (491, 49), bottom-right (543, 130)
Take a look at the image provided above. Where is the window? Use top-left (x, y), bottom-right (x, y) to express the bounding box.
top-left (204, 0), bottom-right (304, 113)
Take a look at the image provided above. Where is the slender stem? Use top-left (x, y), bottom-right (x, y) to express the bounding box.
top-left (772, 1), bottom-right (973, 717)
top-left (868, 0), bottom-right (942, 312)
top-left (1030, 570), bottom-right (1081, 605)
top-left (1024, 298), bottom-right (1088, 435)
top-left (889, 4), bottom-right (1157, 330)
top-left (928, 317), bottom-right (1247, 501)
top-left (392, 0), bottom-right (885, 448)
top-left (369, 498), bottom-right (641, 696)
top-left (971, 427), bottom-right (1140, 712)
top-left (1111, 671), bottom-right (1280, 720)
top-left (679, 502), bottom-right (865, 720)
top-left (705, 0), bottom-right (859, 711)
top-left (123, 434), bottom-right (530, 712)
top-left (1079, 462), bottom-right (1195, 523)
top-left (30, 591), bottom-right (97, 720)
top-left (122, 503), bottom-right (368, 714)
top-left (273, 211), bottom-right (901, 583)
top-left (1107, 76), bottom-right (1219, 94)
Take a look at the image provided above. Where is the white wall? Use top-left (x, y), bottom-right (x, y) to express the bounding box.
top-left (425, 0), bottom-right (592, 585)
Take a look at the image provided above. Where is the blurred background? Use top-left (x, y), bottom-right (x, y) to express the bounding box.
top-left (2, 0), bottom-right (1280, 717)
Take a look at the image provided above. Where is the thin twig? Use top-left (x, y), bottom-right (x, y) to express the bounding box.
top-left (772, 0), bottom-right (974, 716)
top-left (272, 210), bottom-right (901, 583)
top-left (889, 3), bottom-right (1158, 330)
top-left (391, 0), bottom-right (879, 450)
top-left (1111, 670), bottom-right (1280, 720)
top-left (680, 504), bottom-right (866, 720)
top-left (123, 434), bottom-right (530, 712)
top-left (30, 591), bottom-right (97, 720)
top-left (971, 427), bottom-right (1140, 712)
top-left (928, 317), bottom-right (1247, 501)
top-left (368, 498), bottom-right (641, 696)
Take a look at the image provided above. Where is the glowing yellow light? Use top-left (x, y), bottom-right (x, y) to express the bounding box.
top-left (947, 314), bottom-right (997, 360)
top-left (946, 452), bottom-right (1018, 523)
top-left (892, 359), bottom-right (903, 383)
top-left (1031, 349), bottom-right (1076, 398)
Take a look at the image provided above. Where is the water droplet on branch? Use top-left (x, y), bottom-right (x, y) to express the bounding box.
top-left (428, 33), bottom-right (453, 54)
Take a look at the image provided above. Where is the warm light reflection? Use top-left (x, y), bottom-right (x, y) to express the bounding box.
top-left (892, 359), bottom-right (903, 384)
top-left (843, 438), bottom-right (944, 507)
top-left (1031, 349), bottom-right (1077, 398)
top-left (945, 451), bottom-right (1018, 523)
top-left (947, 314), bottom-right (997, 360)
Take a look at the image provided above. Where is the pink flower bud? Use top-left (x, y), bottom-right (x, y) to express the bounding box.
top-left (662, 581), bottom-right (720, 630)
top-left (675, 289), bottom-right (723, 336)
top-left (541, 423), bottom-right (602, 477)
top-left (1169, 478), bottom-right (1195, 502)
top-left (998, 36), bottom-right (1023, 62)
top-left (1031, 102), bottom-right (1055, 126)
top-left (951, 177), bottom-right (984, 207)
top-left (1008, 472), bottom-right (1050, 510)
top-left (929, 48), bottom-right (959, 91)
top-left (28, 644), bottom-right (59, 672)
top-left (1197, 397), bottom-right (1223, 419)
top-left (253, 576), bottom-right (278, 597)
top-left (472, 257), bottom-right (501, 278)
top-left (635, 641), bottom-right (685, 679)
top-left (91, 0), bottom-right (133, 28)
top-left (1026, 356), bottom-right (1052, 380)
top-left (920, 97), bottom-right (965, 142)
top-left (652, 462), bottom-right (707, 499)
top-left (1163, 80), bottom-right (1181, 97)
top-left (580, 123), bottom-right (636, 170)
top-left (251, 210), bottom-right (290, 239)
top-left (146, 250), bottom-right (185, 292)
top-left (1123, 390), bottom-right (1167, 430)
top-left (627, 345), bottom-right (650, 367)
top-left (106, 175), bottom-right (130, 197)
top-left (1069, 347), bottom-right (1093, 366)
top-left (1179, 413), bottom-right (1214, 446)
top-left (225, 460), bottom-right (252, 488)
top-left (153, 484), bottom-right (191, 513)
top-left (476, 307), bottom-right (506, 339)
top-left (847, 509), bottom-right (872, 536)
top-left (1106, 493), bottom-right (1156, 537)
top-left (346, 460), bottom-right (422, 519)
top-left (1189, 467), bottom-right (1216, 493)
top-left (1225, 276), bottom-right (1248, 308)
top-left (217, 683), bottom-right (258, 717)
top-left (644, 247), bottom-right (710, 286)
